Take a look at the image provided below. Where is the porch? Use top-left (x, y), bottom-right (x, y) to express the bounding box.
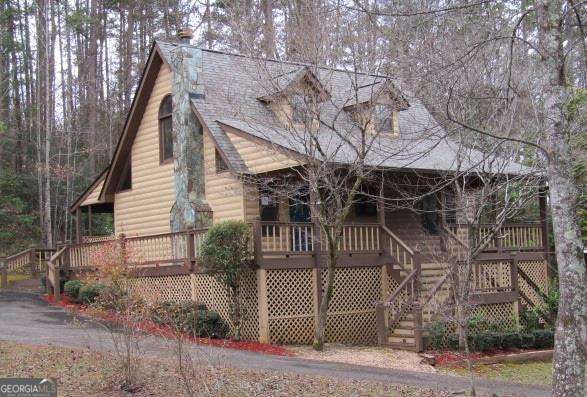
top-left (30, 216), bottom-right (551, 350)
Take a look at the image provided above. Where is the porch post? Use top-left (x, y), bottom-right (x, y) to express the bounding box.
top-left (88, 205), bottom-right (93, 237)
top-left (257, 269), bottom-right (270, 343)
top-left (538, 184), bottom-right (551, 280)
top-left (75, 208), bottom-right (81, 244)
top-left (538, 185), bottom-right (549, 251)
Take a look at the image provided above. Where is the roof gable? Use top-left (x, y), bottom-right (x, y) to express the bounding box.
top-left (100, 42), bottom-right (168, 200)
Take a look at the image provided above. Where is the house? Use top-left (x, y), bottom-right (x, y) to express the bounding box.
top-left (56, 31), bottom-right (551, 350)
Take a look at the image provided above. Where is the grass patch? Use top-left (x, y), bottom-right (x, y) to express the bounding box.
top-left (441, 361), bottom-right (553, 386)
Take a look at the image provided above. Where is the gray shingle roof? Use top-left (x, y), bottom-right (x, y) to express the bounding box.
top-left (157, 41), bottom-right (526, 175)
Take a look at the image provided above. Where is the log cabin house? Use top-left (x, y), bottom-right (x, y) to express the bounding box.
top-left (33, 32), bottom-right (551, 351)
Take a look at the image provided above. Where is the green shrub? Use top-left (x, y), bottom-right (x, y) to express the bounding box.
top-left (64, 280), bottom-right (85, 301)
top-left (447, 334), bottom-right (460, 350)
top-left (79, 283), bottom-right (106, 305)
top-left (501, 332), bottom-right (522, 349)
top-left (532, 330), bottom-right (554, 348)
top-left (40, 275), bottom-right (46, 288)
top-left (427, 321), bottom-right (448, 350)
top-left (199, 220), bottom-right (252, 340)
top-left (520, 333), bottom-right (536, 349)
top-left (150, 301), bottom-right (229, 339)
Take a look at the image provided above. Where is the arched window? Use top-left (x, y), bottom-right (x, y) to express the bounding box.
top-left (158, 95), bottom-right (173, 163)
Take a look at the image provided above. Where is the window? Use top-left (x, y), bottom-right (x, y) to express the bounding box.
top-left (354, 191), bottom-right (378, 217)
top-left (159, 95), bottom-right (173, 163)
top-left (444, 191), bottom-right (457, 224)
top-left (259, 188), bottom-right (279, 236)
top-left (117, 155), bottom-right (132, 192)
top-left (290, 94), bottom-right (312, 125)
top-left (373, 104), bottom-right (393, 133)
top-left (215, 149), bottom-right (228, 172)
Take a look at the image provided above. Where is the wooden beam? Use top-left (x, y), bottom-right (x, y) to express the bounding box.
top-left (75, 208), bottom-right (81, 244)
top-left (88, 206), bottom-right (93, 237)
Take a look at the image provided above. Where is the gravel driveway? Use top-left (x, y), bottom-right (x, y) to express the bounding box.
top-left (0, 291), bottom-right (551, 397)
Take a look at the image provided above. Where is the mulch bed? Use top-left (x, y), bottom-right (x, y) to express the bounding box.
top-left (42, 294), bottom-right (293, 357)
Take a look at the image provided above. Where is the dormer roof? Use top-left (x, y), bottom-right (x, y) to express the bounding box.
top-left (257, 66), bottom-right (331, 103)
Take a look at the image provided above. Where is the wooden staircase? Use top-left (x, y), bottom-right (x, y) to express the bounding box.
top-left (377, 226), bottom-right (453, 351)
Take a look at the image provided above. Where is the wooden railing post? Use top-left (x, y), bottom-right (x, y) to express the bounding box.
top-left (252, 222), bottom-right (262, 266)
top-left (119, 233), bottom-right (127, 265)
top-left (412, 301), bottom-right (424, 352)
top-left (29, 247), bottom-right (37, 277)
top-left (53, 266), bottom-right (61, 300)
top-left (510, 252), bottom-right (519, 292)
top-left (187, 231), bottom-right (195, 272)
top-left (1, 259), bottom-right (7, 289)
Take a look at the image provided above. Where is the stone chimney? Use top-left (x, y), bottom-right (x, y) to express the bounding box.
top-left (177, 28), bottom-right (193, 44)
top-left (169, 40), bottom-right (211, 233)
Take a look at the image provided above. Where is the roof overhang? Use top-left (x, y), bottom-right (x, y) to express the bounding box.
top-left (69, 167), bottom-right (110, 214)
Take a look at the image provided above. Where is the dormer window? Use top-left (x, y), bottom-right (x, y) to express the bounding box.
top-left (373, 104), bottom-right (394, 134)
top-left (290, 94), bottom-right (312, 125)
top-left (158, 95), bottom-right (173, 163)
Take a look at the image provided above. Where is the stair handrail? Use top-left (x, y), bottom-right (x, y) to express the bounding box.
top-left (379, 267), bottom-right (419, 307)
top-left (381, 225), bottom-right (414, 255)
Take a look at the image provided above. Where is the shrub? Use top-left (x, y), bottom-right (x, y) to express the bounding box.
top-left (199, 220), bottom-right (252, 340)
top-left (427, 321), bottom-right (448, 350)
top-left (520, 333), bottom-right (536, 349)
top-left (64, 280), bottom-right (85, 301)
top-left (40, 275), bottom-right (46, 288)
top-left (150, 301), bottom-right (229, 339)
top-left (501, 332), bottom-right (522, 349)
top-left (447, 334), bottom-right (460, 350)
top-left (79, 283), bottom-right (107, 305)
top-left (532, 330), bottom-right (554, 348)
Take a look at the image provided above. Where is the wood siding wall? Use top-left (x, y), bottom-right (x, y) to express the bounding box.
top-left (224, 129), bottom-right (299, 174)
top-left (203, 131), bottom-right (245, 222)
top-left (114, 65), bottom-right (175, 236)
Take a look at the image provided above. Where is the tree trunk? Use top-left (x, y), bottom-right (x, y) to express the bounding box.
top-left (535, 1), bottom-right (586, 396)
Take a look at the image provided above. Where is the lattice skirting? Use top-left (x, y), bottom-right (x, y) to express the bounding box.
top-left (265, 266), bottom-right (383, 345)
top-left (128, 272), bottom-right (259, 341)
top-left (424, 302), bottom-right (518, 350)
top-left (518, 260), bottom-right (549, 307)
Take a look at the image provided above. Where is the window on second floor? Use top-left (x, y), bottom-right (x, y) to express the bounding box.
top-left (215, 149), bottom-right (228, 172)
top-left (158, 95), bottom-right (173, 163)
top-left (117, 155), bottom-right (132, 192)
top-left (373, 104), bottom-right (395, 134)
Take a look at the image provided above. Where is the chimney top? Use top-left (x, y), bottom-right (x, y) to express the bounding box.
top-left (177, 28), bottom-right (193, 44)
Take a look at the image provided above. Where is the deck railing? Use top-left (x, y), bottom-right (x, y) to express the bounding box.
top-left (447, 222), bottom-right (545, 252)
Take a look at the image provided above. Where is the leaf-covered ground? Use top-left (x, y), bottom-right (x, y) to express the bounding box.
top-left (0, 341), bottom-right (456, 397)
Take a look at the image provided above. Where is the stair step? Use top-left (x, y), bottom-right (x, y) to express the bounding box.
top-left (388, 336), bottom-right (415, 345)
top-left (390, 328), bottom-right (414, 336)
top-left (386, 342), bottom-right (418, 351)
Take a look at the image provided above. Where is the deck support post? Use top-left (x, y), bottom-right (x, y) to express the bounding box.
top-left (257, 269), bottom-right (269, 343)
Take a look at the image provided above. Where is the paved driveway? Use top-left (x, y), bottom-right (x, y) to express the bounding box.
top-left (0, 291), bottom-right (551, 396)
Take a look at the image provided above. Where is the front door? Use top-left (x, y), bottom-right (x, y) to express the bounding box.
top-left (422, 195), bottom-right (439, 235)
top-left (289, 191), bottom-right (311, 251)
